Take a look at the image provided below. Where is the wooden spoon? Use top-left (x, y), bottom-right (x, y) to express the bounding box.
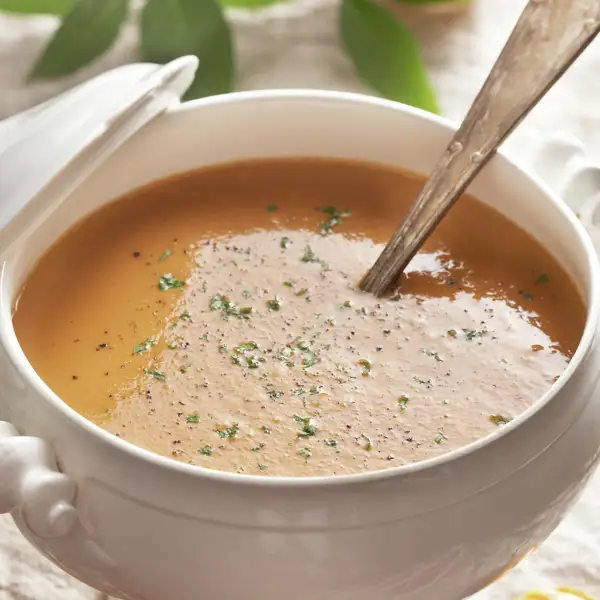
top-left (360, 0), bottom-right (600, 297)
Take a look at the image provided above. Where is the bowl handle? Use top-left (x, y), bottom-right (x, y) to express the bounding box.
top-left (0, 420), bottom-right (77, 537)
top-left (519, 132), bottom-right (600, 252)
top-left (0, 420), bottom-right (120, 593)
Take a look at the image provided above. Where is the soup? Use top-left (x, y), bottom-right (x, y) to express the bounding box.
top-left (13, 159), bottom-right (586, 477)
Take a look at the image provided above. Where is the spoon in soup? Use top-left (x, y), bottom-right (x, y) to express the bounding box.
top-left (360, 0), bottom-right (600, 297)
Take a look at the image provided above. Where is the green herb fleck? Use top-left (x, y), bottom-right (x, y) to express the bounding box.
top-left (536, 273), bottom-right (550, 284)
top-left (261, 425), bottom-right (271, 434)
top-left (434, 430), bottom-right (447, 444)
top-left (280, 236), bottom-right (291, 249)
top-left (302, 352), bottom-right (318, 368)
top-left (296, 339), bottom-right (311, 351)
top-left (283, 281), bottom-right (294, 287)
top-left (134, 338), bottom-right (156, 355)
top-left (210, 294), bottom-right (252, 320)
top-left (144, 368), bottom-right (167, 381)
top-left (361, 433), bottom-right (373, 451)
top-left (234, 341), bottom-right (259, 352)
top-left (490, 414), bottom-right (513, 426)
top-left (398, 395), bottom-right (409, 411)
top-left (258, 463), bottom-right (268, 471)
top-left (295, 288), bottom-right (309, 297)
top-left (218, 344), bottom-right (228, 354)
top-left (342, 300), bottom-right (353, 308)
top-left (447, 329), bottom-right (457, 338)
top-left (266, 204), bottom-right (278, 212)
top-left (180, 363), bottom-right (192, 373)
top-left (358, 358), bottom-right (372, 376)
top-left (522, 292), bottom-right (534, 301)
top-left (158, 273), bottom-right (185, 291)
top-left (179, 311), bottom-right (192, 321)
top-left (215, 424), bottom-right (239, 439)
top-left (421, 349), bottom-right (442, 362)
top-left (158, 249), bottom-right (172, 262)
top-left (463, 329), bottom-right (486, 341)
top-left (251, 443), bottom-right (266, 452)
top-left (198, 446), bottom-right (213, 456)
top-left (299, 447), bottom-right (312, 460)
top-left (319, 205), bottom-right (350, 234)
top-left (186, 414), bottom-right (200, 424)
top-left (293, 415), bottom-right (318, 438)
top-left (300, 244), bottom-right (332, 269)
top-left (325, 439), bottom-right (338, 447)
top-left (266, 298), bottom-right (282, 311)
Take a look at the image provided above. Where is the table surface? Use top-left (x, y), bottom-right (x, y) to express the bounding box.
top-left (2, 0), bottom-right (600, 598)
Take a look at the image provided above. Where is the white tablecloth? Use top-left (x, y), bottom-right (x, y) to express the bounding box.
top-left (2, 0), bottom-right (600, 598)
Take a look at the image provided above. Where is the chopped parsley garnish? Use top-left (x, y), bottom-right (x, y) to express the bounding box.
top-left (342, 300), bottom-right (353, 308)
top-left (293, 415), bottom-right (318, 438)
top-left (179, 311), bottom-right (192, 321)
top-left (251, 443), bottom-right (266, 452)
top-left (180, 363), bottom-right (192, 373)
top-left (519, 290), bottom-right (534, 301)
top-left (280, 236), bottom-right (291, 249)
top-left (134, 338), bottom-right (155, 355)
top-left (218, 344), bottom-right (228, 354)
top-left (158, 274), bottom-right (185, 291)
top-left (300, 245), bottom-right (330, 270)
top-left (266, 204), bottom-right (278, 212)
top-left (298, 447), bottom-right (312, 460)
top-left (434, 430), bottom-right (447, 444)
top-left (257, 463), bottom-right (268, 471)
top-left (232, 341), bottom-right (264, 369)
top-left (186, 414), bottom-right (200, 423)
top-left (295, 288), bottom-right (309, 296)
top-left (447, 329), bottom-right (457, 338)
top-left (301, 245), bottom-right (318, 263)
top-left (209, 294), bottom-right (252, 320)
top-left (490, 414), bottom-right (513, 426)
top-left (319, 205), bottom-right (350, 234)
top-left (144, 368), bottom-right (167, 381)
top-left (398, 395), bottom-right (409, 411)
top-left (361, 433), bottom-right (373, 451)
top-left (463, 329), bottom-right (485, 341)
top-left (158, 249), bottom-right (172, 262)
top-left (421, 349), bottom-right (442, 362)
top-left (283, 281), bottom-right (294, 287)
top-left (536, 273), bottom-right (550, 284)
top-left (261, 425), bottom-right (271, 434)
top-left (234, 341), bottom-right (259, 352)
top-left (358, 359), bottom-right (372, 376)
top-left (302, 352), bottom-right (318, 368)
top-left (215, 423), bottom-right (239, 439)
top-left (296, 339), bottom-right (311, 351)
top-left (198, 446), bottom-right (213, 456)
top-left (266, 298), bottom-right (282, 311)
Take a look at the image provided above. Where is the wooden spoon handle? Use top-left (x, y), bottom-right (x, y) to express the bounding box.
top-left (360, 0), bottom-right (600, 297)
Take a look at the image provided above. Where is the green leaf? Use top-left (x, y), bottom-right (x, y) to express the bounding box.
top-left (29, 0), bottom-right (128, 79)
top-left (140, 0), bottom-right (234, 100)
top-left (0, 0), bottom-right (73, 14)
top-left (340, 0), bottom-right (439, 113)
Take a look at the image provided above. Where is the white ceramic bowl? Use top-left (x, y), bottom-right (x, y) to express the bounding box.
top-left (1, 88), bottom-right (600, 600)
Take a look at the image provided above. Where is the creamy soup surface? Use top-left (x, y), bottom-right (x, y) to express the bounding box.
top-left (14, 159), bottom-right (586, 476)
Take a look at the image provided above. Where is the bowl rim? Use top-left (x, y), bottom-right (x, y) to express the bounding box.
top-left (3, 88), bottom-right (599, 489)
